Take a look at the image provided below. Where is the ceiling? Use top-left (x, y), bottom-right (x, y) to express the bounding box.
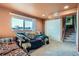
top-left (0, 3), bottom-right (77, 19)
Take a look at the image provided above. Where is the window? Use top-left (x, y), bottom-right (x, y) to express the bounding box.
top-left (25, 21), bottom-right (33, 30)
top-left (12, 17), bottom-right (23, 30)
top-left (66, 16), bottom-right (73, 25)
top-left (11, 16), bottom-right (34, 30)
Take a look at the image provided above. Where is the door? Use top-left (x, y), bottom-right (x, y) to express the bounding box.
top-left (45, 18), bottom-right (62, 42)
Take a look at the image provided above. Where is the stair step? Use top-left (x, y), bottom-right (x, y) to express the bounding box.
top-left (64, 40), bottom-right (76, 43)
top-left (65, 33), bottom-right (76, 37)
top-left (64, 32), bottom-right (76, 43)
top-left (64, 36), bottom-right (76, 40)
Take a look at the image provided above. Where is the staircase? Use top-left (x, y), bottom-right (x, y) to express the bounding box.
top-left (64, 29), bottom-right (76, 43)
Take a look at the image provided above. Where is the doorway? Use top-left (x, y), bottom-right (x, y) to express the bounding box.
top-left (63, 14), bottom-right (77, 43)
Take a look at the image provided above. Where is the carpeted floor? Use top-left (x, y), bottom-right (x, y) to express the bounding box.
top-left (42, 42), bottom-right (78, 56)
top-left (30, 40), bottom-right (79, 56)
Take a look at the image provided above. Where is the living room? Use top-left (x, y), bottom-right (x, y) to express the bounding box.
top-left (0, 3), bottom-right (79, 56)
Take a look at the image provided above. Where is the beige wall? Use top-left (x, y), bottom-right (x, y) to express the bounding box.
top-left (0, 8), bottom-right (44, 38)
top-left (0, 8), bottom-right (16, 38)
top-left (36, 19), bottom-right (44, 32)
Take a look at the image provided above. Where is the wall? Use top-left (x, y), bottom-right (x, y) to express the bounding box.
top-left (0, 8), bottom-right (16, 38)
top-left (0, 8), bottom-right (44, 38)
top-left (45, 18), bottom-right (62, 42)
top-left (77, 5), bottom-right (79, 52)
top-left (36, 19), bottom-right (44, 32)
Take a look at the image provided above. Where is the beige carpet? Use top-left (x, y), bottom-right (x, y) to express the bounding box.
top-left (30, 40), bottom-right (79, 56)
top-left (31, 40), bottom-right (62, 56)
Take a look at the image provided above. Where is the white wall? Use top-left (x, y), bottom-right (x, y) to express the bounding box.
top-left (45, 18), bottom-right (62, 42)
top-left (76, 8), bottom-right (79, 52)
